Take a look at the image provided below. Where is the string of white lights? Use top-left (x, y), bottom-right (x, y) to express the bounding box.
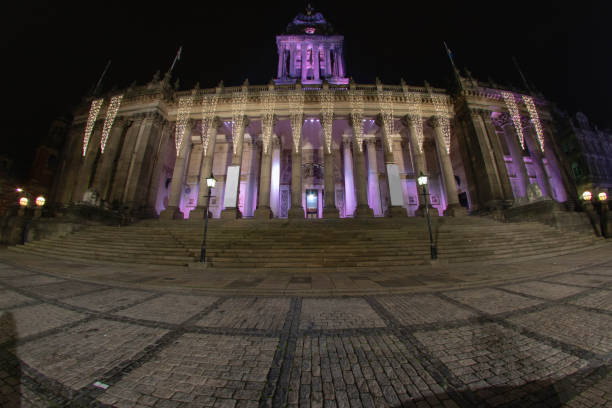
top-left (175, 95), bottom-right (194, 156)
top-left (289, 89), bottom-right (305, 153)
top-left (349, 90), bottom-right (364, 152)
top-left (231, 88), bottom-right (248, 155)
top-left (100, 95), bottom-right (123, 154)
top-left (377, 90), bottom-right (394, 152)
top-left (522, 95), bottom-right (544, 153)
top-left (501, 91), bottom-right (525, 150)
top-left (201, 93), bottom-right (219, 156)
top-left (321, 88), bottom-right (334, 154)
top-left (83, 98), bottom-right (104, 157)
top-left (405, 92), bottom-right (424, 154)
top-left (431, 95), bottom-right (451, 154)
top-left (261, 90), bottom-right (277, 154)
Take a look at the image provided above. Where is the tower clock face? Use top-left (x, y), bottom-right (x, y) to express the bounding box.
top-left (305, 27), bottom-right (315, 34)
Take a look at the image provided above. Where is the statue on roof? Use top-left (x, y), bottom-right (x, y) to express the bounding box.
top-left (286, 4), bottom-right (334, 35)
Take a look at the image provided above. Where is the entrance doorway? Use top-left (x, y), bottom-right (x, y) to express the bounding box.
top-left (306, 189), bottom-right (318, 218)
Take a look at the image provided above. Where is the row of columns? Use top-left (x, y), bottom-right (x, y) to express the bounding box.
top-left (277, 43), bottom-right (344, 81)
top-left (160, 112), bottom-right (464, 220)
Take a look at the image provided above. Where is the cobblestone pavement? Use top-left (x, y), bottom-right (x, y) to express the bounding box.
top-left (0, 248), bottom-right (611, 407)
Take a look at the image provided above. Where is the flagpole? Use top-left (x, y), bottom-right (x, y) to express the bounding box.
top-left (443, 41), bottom-right (463, 91)
top-left (512, 56), bottom-right (533, 95)
top-left (169, 46), bottom-right (183, 74)
top-left (93, 60), bottom-right (111, 96)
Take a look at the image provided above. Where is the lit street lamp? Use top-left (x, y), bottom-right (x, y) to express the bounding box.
top-left (417, 172), bottom-right (437, 260)
top-left (200, 175), bottom-right (217, 264)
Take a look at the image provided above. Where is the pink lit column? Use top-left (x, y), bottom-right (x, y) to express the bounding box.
top-left (189, 119), bottom-right (219, 219)
top-left (254, 134), bottom-right (274, 219)
top-left (342, 135), bottom-right (356, 217)
top-left (377, 116), bottom-right (406, 217)
top-left (502, 117), bottom-right (530, 198)
top-left (221, 116), bottom-right (248, 219)
top-left (288, 119), bottom-right (305, 219)
top-left (160, 120), bottom-right (192, 220)
top-left (366, 138), bottom-right (382, 216)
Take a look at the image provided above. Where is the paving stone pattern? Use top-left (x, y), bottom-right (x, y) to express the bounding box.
top-left (0, 258), bottom-right (611, 407)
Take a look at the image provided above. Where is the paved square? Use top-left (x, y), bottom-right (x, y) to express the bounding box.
top-left (508, 305), bottom-right (612, 354)
top-left (414, 322), bottom-right (588, 405)
top-left (0, 274), bottom-right (65, 287)
top-left (564, 369), bottom-right (612, 408)
top-left (300, 298), bottom-right (386, 330)
top-left (444, 288), bottom-right (542, 314)
top-left (196, 297), bottom-right (290, 330)
top-left (570, 289), bottom-right (612, 312)
top-left (0, 304), bottom-right (83, 343)
top-left (289, 334), bottom-right (446, 407)
top-left (501, 281), bottom-right (586, 300)
top-left (114, 294), bottom-right (218, 324)
top-left (20, 280), bottom-right (103, 299)
top-left (376, 294), bottom-right (477, 325)
top-left (63, 288), bottom-right (155, 312)
top-left (0, 267), bottom-right (36, 278)
top-left (0, 290), bottom-right (35, 309)
top-left (543, 273), bottom-right (612, 287)
top-left (16, 319), bottom-right (168, 390)
top-left (97, 333), bottom-right (278, 407)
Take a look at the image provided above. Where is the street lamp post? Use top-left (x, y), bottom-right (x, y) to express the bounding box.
top-left (417, 172), bottom-right (437, 260)
top-left (200, 176), bottom-right (217, 264)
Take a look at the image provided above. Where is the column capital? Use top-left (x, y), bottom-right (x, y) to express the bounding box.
top-left (402, 114), bottom-right (421, 126)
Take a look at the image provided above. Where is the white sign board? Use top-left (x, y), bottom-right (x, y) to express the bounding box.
top-left (386, 164), bottom-right (404, 206)
top-left (223, 165), bottom-right (240, 208)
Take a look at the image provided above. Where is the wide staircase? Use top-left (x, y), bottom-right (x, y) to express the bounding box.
top-left (7, 216), bottom-right (608, 271)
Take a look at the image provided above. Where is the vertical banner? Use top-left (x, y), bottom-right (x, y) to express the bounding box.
top-left (223, 165), bottom-right (241, 208)
top-left (386, 164), bottom-right (404, 206)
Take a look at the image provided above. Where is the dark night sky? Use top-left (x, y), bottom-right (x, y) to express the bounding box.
top-left (1, 1), bottom-right (610, 178)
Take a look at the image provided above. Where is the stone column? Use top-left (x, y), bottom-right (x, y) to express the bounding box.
top-left (470, 110), bottom-right (505, 208)
top-left (431, 116), bottom-right (465, 216)
top-left (288, 121), bottom-right (304, 219)
top-left (502, 118), bottom-right (530, 199)
top-left (91, 116), bottom-right (128, 202)
top-left (377, 115), bottom-right (406, 217)
top-left (325, 46), bottom-right (332, 78)
top-left (73, 124), bottom-right (103, 203)
top-left (189, 119), bottom-right (219, 219)
top-left (342, 135), bottom-right (356, 217)
top-left (366, 138), bottom-right (382, 216)
top-left (481, 111), bottom-right (515, 204)
top-left (254, 135), bottom-right (274, 219)
top-left (301, 46), bottom-right (308, 82)
top-left (159, 121), bottom-right (192, 220)
top-left (289, 44), bottom-right (296, 78)
top-left (221, 116), bottom-right (248, 219)
top-left (402, 114), bottom-right (431, 216)
top-left (524, 124), bottom-right (553, 198)
top-left (349, 118), bottom-right (373, 218)
top-left (277, 45), bottom-right (284, 79)
top-left (321, 119), bottom-right (339, 218)
top-left (542, 121), bottom-right (576, 207)
top-left (313, 44), bottom-right (320, 81)
top-left (144, 120), bottom-right (172, 216)
top-left (122, 113), bottom-right (160, 210)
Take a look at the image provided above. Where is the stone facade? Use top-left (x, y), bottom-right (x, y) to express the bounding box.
top-left (51, 7), bottom-right (582, 222)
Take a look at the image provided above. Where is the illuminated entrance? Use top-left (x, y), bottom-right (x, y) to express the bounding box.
top-left (306, 189), bottom-right (319, 218)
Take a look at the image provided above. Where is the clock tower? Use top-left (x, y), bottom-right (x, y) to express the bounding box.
top-left (275, 5), bottom-right (348, 85)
